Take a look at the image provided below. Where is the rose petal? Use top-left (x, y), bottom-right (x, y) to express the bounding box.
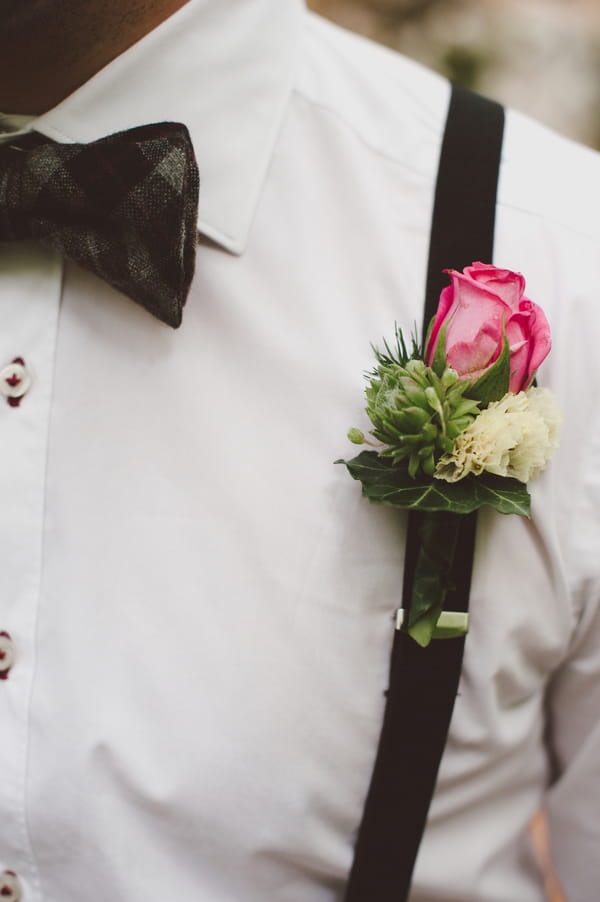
top-left (445, 271), bottom-right (508, 346)
top-left (426, 284), bottom-right (455, 363)
top-left (446, 329), bottom-right (499, 378)
top-left (504, 314), bottom-right (530, 391)
top-left (526, 303), bottom-right (552, 373)
top-left (466, 263), bottom-right (526, 310)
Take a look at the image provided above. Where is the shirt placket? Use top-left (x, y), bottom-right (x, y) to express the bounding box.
top-left (0, 243), bottom-right (62, 901)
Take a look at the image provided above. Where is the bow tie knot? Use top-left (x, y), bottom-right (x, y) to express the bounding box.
top-left (0, 122), bottom-right (199, 327)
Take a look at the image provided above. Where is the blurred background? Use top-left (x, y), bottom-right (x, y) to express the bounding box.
top-left (309, 0), bottom-right (600, 149)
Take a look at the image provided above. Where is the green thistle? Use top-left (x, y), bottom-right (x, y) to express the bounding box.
top-left (352, 357), bottom-right (481, 479)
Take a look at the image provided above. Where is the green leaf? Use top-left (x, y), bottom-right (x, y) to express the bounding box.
top-left (466, 331), bottom-right (510, 405)
top-left (423, 316), bottom-right (435, 362)
top-left (400, 511), bottom-right (462, 647)
top-left (408, 610), bottom-right (442, 647)
top-left (429, 321), bottom-right (448, 378)
top-left (336, 452), bottom-right (531, 648)
top-left (337, 450), bottom-right (531, 517)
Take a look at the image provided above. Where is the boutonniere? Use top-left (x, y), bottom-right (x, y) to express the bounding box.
top-left (337, 263), bottom-right (562, 647)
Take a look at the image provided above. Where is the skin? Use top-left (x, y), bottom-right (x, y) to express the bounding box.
top-left (0, 0), bottom-right (192, 114)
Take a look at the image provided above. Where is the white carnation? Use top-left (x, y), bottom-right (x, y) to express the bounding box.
top-left (434, 387), bottom-right (562, 483)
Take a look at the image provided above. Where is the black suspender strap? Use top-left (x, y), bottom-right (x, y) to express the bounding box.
top-left (343, 86), bottom-right (505, 902)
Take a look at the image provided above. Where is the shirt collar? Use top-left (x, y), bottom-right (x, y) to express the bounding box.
top-left (30, 0), bottom-right (304, 254)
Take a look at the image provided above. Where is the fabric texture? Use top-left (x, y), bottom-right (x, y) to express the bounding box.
top-left (0, 122), bottom-right (199, 327)
top-left (0, 2), bottom-right (599, 902)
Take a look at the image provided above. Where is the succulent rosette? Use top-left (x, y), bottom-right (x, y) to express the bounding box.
top-left (338, 263), bottom-right (561, 646)
top-left (359, 358), bottom-right (481, 478)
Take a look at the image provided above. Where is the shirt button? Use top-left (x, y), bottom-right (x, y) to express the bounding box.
top-left (0, 632), bottom-right (15, 680)
top-left (0, 358), bottom-right (31, 407)
top-left (0, 871), bottom-right (23, 900)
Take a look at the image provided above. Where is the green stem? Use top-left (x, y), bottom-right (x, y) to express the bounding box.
top-left (406, 511), bottom-right (462, 646)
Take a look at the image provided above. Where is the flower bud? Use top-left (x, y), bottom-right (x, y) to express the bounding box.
top-left (441, 367), bottom-right (458, 388)
top-left (347, 427), bottom-right (365, 445)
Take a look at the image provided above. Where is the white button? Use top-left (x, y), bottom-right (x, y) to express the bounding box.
top-left (0, 632), bottom-right (15, 679)
top-left (0, 358), bottom-right (31, 405)
top-left (0, 870), bottom-right (23, 900)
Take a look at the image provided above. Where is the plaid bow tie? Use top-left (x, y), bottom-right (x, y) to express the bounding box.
top-left (0, 122), bottom-right (199, 328)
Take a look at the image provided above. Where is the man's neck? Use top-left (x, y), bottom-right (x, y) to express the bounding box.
top-left (0, 0), bottom-right (191, 115)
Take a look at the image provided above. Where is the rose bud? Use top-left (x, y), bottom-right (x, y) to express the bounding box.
top-left (426, 263), bottom-right (551, 398)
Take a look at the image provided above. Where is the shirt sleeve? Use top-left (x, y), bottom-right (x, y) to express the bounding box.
top-left (544, 414), bottom-right (600, 898)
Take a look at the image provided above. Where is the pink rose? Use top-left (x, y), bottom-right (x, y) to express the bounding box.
top-left (426, 262), bottom-right (551, 393)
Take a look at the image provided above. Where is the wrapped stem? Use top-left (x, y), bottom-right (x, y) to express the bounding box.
top-left (405, 511), bottom-right (463, 647)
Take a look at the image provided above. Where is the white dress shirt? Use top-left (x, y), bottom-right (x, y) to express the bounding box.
top-left (1, 1), bottom-right (599, 900)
